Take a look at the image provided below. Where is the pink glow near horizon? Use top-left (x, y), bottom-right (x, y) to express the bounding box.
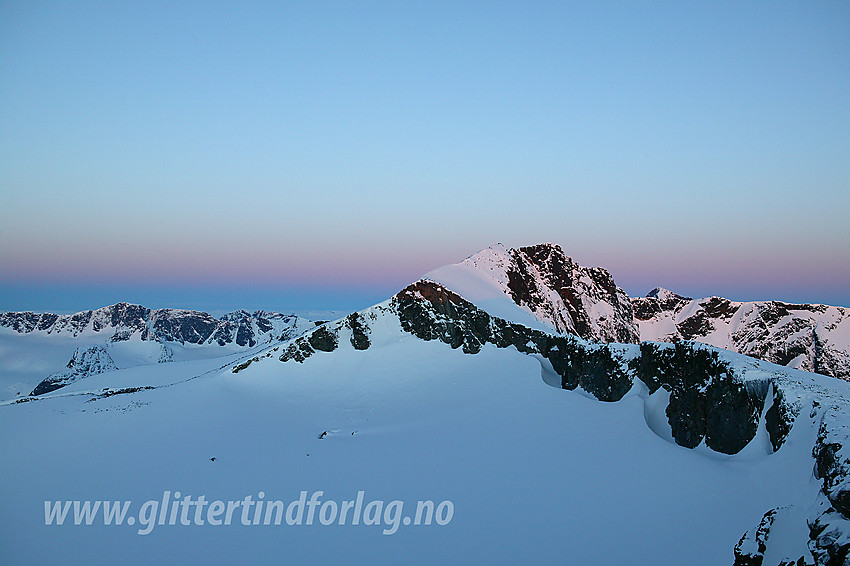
top-left (3, 239), bottom-right (848, 306)
top-left (0, 241), bottom-right (454, 288)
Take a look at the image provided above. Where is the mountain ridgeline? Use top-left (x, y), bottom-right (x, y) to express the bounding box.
top-left (275, 279), bottom-right (786, 456)
top-left (260, 243), bottom-right (850, 566)
top-left (633, 288), bottom-right (850, 382)
top-left (267, 276), bottom-right (850, 566)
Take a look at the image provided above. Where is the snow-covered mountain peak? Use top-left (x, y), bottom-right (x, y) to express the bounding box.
top-left (646, 287), bottom-right (691, 302)
top-left (427, 243), bottom-right (638, 343)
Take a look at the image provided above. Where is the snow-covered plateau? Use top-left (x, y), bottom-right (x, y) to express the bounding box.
top-left (1, 243), bottom-right (849, 565)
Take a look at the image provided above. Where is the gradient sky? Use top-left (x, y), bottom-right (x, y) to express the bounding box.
top-left (1, 1), bottom-right (849, 313)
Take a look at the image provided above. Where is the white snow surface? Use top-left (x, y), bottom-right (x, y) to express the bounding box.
top-left (2, 299), bottom-right (848, 565)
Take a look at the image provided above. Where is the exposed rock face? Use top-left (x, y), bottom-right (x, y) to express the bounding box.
top-left (501, 244), bottom-right (639, 343)
top-left (146, 309), bottom-right (222, 345)
top-left (346, 313), bottom-right (371, 350)
top-left (307, 325), bottom-right (339, 352)
top-left (765, 385), bottom-right (800, 453)
top-left (556, 344), bottom-right (633, 402)
top-left (30, 345), bottom-right (118, 395)
top-left (633, 290), bottom-right (850, 381)
top-left (809, 505), bottom-right (850, 566)
top-left (630, 342), bottom-right (769, 454)
top-left (815, 413), bottom-right (850, 519)
top-left (0, 303), bottom-right (310, 347)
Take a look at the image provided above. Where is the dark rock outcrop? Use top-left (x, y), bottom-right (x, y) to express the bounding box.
top-left (347, 313), bottom-right (371, 350)
top-left (308, 325), bottom-right (338, 352)
top-left (765, 386), bottom-right (800, 453)
top-left (809, 506), bottom-right (850, 566)
top-left (279, 336), bottom-right (317, 363)
top-left (734, 508), bottom-right (780, 566)
top-left (815, 418), bottom-right (850, 518)
top-left (629, 342), bottom-right (766, 454)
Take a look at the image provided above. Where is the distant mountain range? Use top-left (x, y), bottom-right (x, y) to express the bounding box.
top-left (2, 243), bottom-right (847, 395)
top-left (0, 304), bottom-right (315, 395)
top-left (0, 303), bottom-right (312, 346)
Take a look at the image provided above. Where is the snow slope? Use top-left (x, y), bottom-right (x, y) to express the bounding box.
top-left (0, 319), bottom-right (838, 565)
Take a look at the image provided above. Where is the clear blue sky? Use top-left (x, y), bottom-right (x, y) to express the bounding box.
top-left (1, 1), bottom-right (848, 312)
